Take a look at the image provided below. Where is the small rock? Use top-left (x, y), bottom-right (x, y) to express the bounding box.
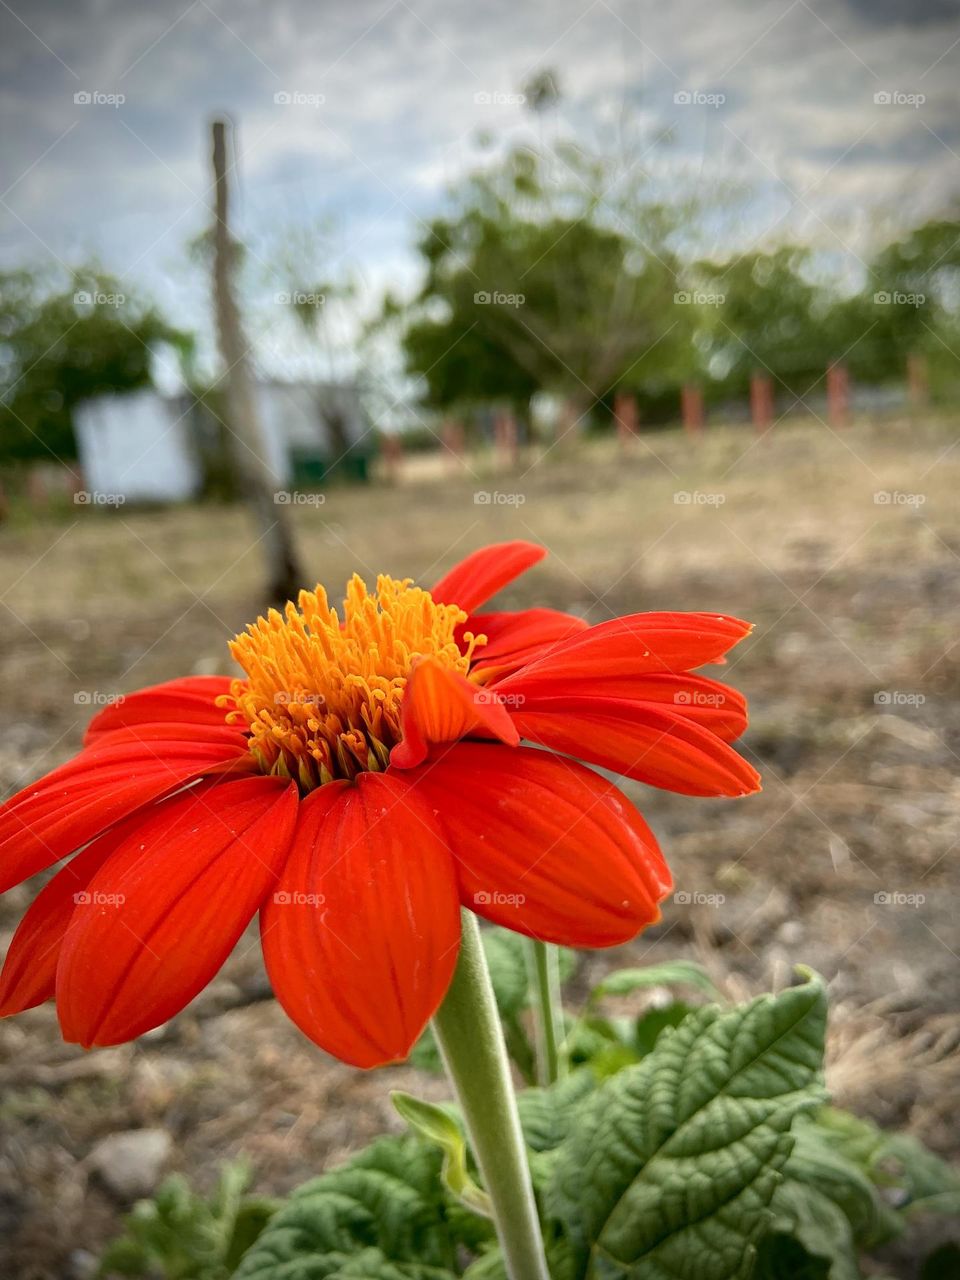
top-left (88, 1128), bottom-right (172, 1200)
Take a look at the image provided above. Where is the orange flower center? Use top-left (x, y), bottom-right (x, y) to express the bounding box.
top-left (223, 574), bottom-right (484, 789)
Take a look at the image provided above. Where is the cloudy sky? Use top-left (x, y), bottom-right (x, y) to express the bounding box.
top-left (1, 0), bottom-right (958, 375)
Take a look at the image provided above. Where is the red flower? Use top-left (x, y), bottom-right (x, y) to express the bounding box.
top-left (0, 542), bottom-right (759, 1067)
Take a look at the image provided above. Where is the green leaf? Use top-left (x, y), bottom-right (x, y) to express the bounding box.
top-left (391, 1092), bottom-right (492, 1218)
top-left (764, 1181), bottom-right (859, 1280)
top-left (516, 1072), bottom-right (597, 1153)
top-left (589, 961), bottom-right (718, 1002)
top-left (234, 1137), bottom-right (471, 1280)
top-left (545, 971), bottom-right (828, 1279)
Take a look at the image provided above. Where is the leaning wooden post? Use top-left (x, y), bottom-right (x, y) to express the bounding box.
top-left (614, 391), bottom-right (638, 454)
top-left (681, 383), bottom-right (704, 436)
top-left (211, 117), bottom-right (302, 604)
top-left (750, 372), bottom-right (774, 433)
top-left (826, 361), bottom-right (850, 427)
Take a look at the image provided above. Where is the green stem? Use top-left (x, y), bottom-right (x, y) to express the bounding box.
top-left (432, 912), bottom-right (551, 1280)
top-left (527, 939), bottom-right (563, 1086)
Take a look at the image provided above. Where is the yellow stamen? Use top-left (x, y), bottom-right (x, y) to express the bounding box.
top-left (222, 574), bottom-right (485, 788)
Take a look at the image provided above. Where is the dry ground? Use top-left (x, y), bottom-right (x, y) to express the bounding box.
top-left (1, 413), bottom-right (959, 1278)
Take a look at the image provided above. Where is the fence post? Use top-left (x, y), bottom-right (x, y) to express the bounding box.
top-left (614, 391), bottom-right (638, 453)
top-left (381, 432), bottom-right (403, 484)
top-left (681, 384), bottom-right (704, 435)
top-left (494, 410), bottom-right (519, 469)
top-left (826, 362), bottom-right (850, 427)
top-left (442, 418), bottom-right (466, 471)
top-left (907, 353), bottom-right (929, 408)
top-left (750, 372), bottom-right (774, 433)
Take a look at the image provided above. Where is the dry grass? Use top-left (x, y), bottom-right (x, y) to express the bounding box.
top-left (1, 412), bottom-right (959, 1277)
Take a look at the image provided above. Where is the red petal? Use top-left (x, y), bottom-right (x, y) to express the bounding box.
top-left (511, 696), bottom-right (761, 797)
top-left (405, 743), bottom-right (671, 947)
top-left (261, 772), bottom-right (461, 1068)
top-left (498, 612), bottom-right (753, 688)
top-left (56, 777), bottom-right (297, 1046)
top-left (84, 676), bottom-right (233, 745)
top-left (431, 541), bottom-right (545, 613)
top-left (467, 607), bottom-right (588, 680)
top-left (0, 738), bottom-right (254, 894)
top-left (391, 657), bottom-right (519, 769)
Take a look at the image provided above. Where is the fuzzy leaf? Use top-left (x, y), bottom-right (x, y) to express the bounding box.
top-left (545, 971), bottom-right (828, 1279)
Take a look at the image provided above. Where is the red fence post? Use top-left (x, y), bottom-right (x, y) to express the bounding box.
top-left (681, 384), bottom-right (704, 435)
top-left (442, 419), bottom-right (466, 471)
top-left (826, 362), bottom-right (850, 427)
top-left (907, 353), bottom-right (929, 408)
top-left (750, 372), bottom-right (774, 433)
top-left (381, 432), bottom-right (403, 484)
top-left (494, 410), bottom-right (519, 469)
top-left (614, 391), bottom-right (639, 453)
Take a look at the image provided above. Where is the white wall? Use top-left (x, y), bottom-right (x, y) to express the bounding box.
top-left (75, 390), bottom-right (201, 502)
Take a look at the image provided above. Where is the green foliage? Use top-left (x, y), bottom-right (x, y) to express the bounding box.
top-left (98, 1161), bottom-right (277, 1279)
top-left (391, 1092), bottom-right (492, 1218)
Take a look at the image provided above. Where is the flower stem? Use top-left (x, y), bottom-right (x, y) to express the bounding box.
top-left (432, 912), bottom-right (551, 1280)
top-left (527, 939), bottom-right (563, 1086)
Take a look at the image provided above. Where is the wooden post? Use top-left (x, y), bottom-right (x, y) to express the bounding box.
top-left (381, 432), bottom-right (403, 484)
top-left (826, 362), bottom-right (850, 427)
top-left (494, 410), bottom-right (519, 469)
top-left (750, 372), bottom-right (774, 433)
top-left (211, 118), bottom-right (302, 604)
top-left (442, 418), bottom-right (465, 471)
top-left (907, 354), bottom-right (929, 408)
top-left (614, 392), bottom-right (638, 453)
top-left (681, 384), bottom-right (704, 435)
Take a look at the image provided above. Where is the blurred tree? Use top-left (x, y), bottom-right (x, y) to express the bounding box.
top-left (0, 265), bottom-right (189, 464)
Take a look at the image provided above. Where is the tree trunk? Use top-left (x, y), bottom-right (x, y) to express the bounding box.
top-left (210, 117), bottom-right (303, 605)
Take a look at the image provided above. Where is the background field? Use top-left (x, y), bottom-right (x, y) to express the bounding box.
top-left (2, 413), bottom-right (959, 1277)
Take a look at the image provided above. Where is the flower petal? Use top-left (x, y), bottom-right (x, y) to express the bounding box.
top-left (467, 607), bottom-right (588, 680)
top-left (261, 772), bottom-right (461, 1068)
top-left (405, 742), bottom-right (671, 947)
top-left (391, 657), bottom-right (519, 769)
top-left (497, 612), bottom-right (753, 688)
top-left (511, 696), bottom-right (761, 797)
top-left (430, 541), bottom-right (545, 613)
top-left (56, 776), bottom-right (297, 1046)
top-left (0, 738), bottom-right (254, 894)
top-left (84, 676), bottom-right (233, 745)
